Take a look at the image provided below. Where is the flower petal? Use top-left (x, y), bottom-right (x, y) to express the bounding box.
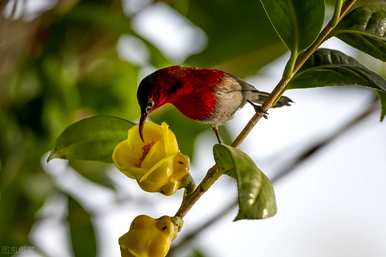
top-left (119, 215), bottom-right (176, 257)
top-left (139, 156), bottom-right (174, 192)
top-left (112, 140), bottom-right (146, 179)
top-left (140, 141), bottom-right (165, 169)
top-left (128, 121), bottom-right (163, 145)
top-left (171, 153), bottom-right (190, 181)
top-left (161, 122), bottom-right (178, 156)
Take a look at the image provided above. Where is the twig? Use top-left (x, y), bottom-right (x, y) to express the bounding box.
top-left (170, 97), bottom-right (377, 255)
top-left (173, 0), bottom-right (358, 220)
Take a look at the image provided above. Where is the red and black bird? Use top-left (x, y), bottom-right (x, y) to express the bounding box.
top-left (137, 66), bottom-right (292, 141)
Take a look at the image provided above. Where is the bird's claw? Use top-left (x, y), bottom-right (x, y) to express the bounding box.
top-left (253, 105), bottom-right (269, 119)
top-left (247, 100), bottom-right (268, 119)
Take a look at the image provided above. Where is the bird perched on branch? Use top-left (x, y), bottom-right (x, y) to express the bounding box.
top-left (137, 66), bottom-right (292, 142)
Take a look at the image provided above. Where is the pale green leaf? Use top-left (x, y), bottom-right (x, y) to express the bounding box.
top-left (213, 144), bottom-right (276, 220)
top-left (49, 115), bottom-right (134, 163)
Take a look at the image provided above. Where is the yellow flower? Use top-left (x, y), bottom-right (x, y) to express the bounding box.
top-left (119, 215), bottom-right (177, 257)
top-left (113, 121), bottom-right (189, 195)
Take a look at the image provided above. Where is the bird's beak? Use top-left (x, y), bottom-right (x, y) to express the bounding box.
top-left (139, 112), bottom-right (147, 142)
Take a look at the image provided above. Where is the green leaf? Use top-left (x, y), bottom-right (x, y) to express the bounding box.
top-left (213, 144), bottom-right (277, 220)
top-left (377, 91), bottom-right (386, 121)
top-left (68, 196), bottom-right (97, 257)
top-left (333, 5), bottom-right (386, 61)
top-left (48, 115), bottom-right (134, 163)
top-left (289, 48), bottom-right (386, 121)
top-left (259, 0), bottom-right (325, 52)
top-left (289, 48), bottom-right (386, 91)
top-left (69, 160), bottom-right (115, 189)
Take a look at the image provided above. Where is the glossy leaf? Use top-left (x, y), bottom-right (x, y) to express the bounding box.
top-left (259, 0), bottom-right (325, 52)
top-left (289, 48), bottom-right (386, 120)
top-left (49, 115), bottom-right (134, 163)
top-left (334, 5), bottom-right (386, 61)
top-left (68, 196), bottom-right (97, 257)
top-left (213, 144), bottom-right (277, 220)
top-left (290, 48), bottom-right (386, 91)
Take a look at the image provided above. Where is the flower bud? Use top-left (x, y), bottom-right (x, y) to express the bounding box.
top-left (113, 121), bottom-right (189, 195)
top-left (119, 215), bottom-right (177, 257)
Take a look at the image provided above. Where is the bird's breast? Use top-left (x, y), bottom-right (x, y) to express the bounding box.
top-left (170, 87), bottom-right (217, 121)
top-left (205, 76), bottom-right (244, 125)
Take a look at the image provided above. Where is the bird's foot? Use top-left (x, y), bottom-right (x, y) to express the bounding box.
top-left (248, 101), bottom-right (268, 119)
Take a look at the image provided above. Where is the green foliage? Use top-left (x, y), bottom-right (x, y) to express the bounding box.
top-left (49, 115), bottom-right (134, 163)
top-left (69, 160), bottom-right (115, 189)
top-left (213, 144), bottom-right (276, 220)
top-left (65, 2), bottom-right (172, 68)
top-left (378, 92), bottom-right (386, 121)
top-left (0, 112), bottom-right (55, 245)
top-left (290, 48), bottom-right (386, 90)
top-left (333, 5), bottom-right (386, 61)
top-left (289, 48), bottom-right (386, 119)
top-left (68, 196), bottom-right (97, 257)
top-left (259, 0), bottom-right (325, 52)
top-left (172, 0), bottom-right (286, 76)
top-left (2, 0), bottom-right (386, 255)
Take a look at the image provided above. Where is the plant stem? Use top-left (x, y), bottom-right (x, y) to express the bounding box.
top-left (175, 166), bottom-right (219, 218)
top-left (332, 0), bottom-right (344, 26)
top-left (174, 0), bottom-right (358, 220)
top-left (283, 50), bottom-right (298, 79)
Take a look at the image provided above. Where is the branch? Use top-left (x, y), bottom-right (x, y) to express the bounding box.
top-left (232, 0), bottom-right (357, 147)
top-left (170, 97), bottom-right (377, 255)
top-left (174, 0), bottom-right (358, 220)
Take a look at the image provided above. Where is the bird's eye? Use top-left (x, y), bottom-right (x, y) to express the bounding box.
top-left (145, 99), bottom-right (154, 113)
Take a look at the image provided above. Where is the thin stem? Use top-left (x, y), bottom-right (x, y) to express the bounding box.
top-left (175, 166), bottom-right (219, 218)
top-left (283, 50), bottom-right (298, 79)
top-left (183, 174), bottom-right (196, 197)
top-left (332, 0), bottom-right (344, 26)
top-left (174, 0), bottom-right (358, 220)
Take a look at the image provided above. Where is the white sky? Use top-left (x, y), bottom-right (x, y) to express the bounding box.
top-left (19, 1), bottom-right (386, 257)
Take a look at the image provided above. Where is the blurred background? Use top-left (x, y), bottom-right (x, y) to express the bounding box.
top-left (0, 0), bottom-right (385, 257)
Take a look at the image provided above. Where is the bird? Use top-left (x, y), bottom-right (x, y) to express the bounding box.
top-left (137, 65), bottom-right (292, 142)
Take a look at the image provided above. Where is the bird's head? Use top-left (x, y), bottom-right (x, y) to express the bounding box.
top-left (137, 66), bottom-right (184, 141)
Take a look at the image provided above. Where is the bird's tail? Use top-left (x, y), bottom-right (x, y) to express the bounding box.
top-left (246, 90), bottom-right (293, 108)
